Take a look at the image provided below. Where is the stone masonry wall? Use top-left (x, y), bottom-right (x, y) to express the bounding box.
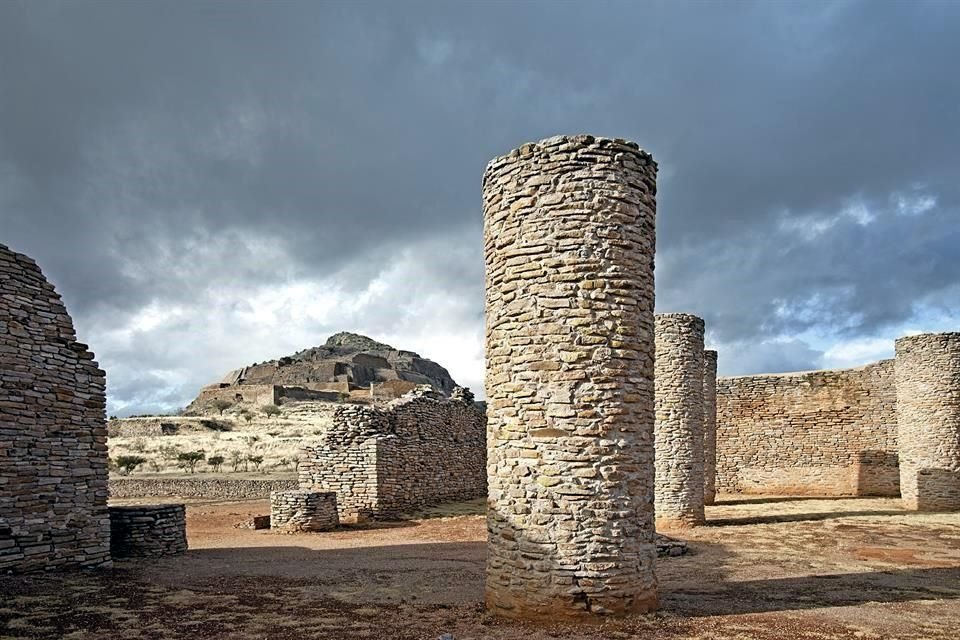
top-left (702, 350), bottom-right (718, 505)
top-left (109, 505), bottom-right (187, 558)
top-left (299, 387), bottom-right (486, 519)
top-left (109, 477), bottom-right (297, 500)
top-left (716, 360), bottom-right (898, 496)
top-left (654, 314), bottom-right (705, 528)
top-left (0, 243), bottom-right (111, 573)
top-left (895, 333), bottom-right (960, 511)
top-left (483, 135), bottom-right (659, 620)
top-left (270, 490), bottom-right (339, 532)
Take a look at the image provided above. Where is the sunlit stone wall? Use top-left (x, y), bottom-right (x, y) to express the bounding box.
top-left (483, 135), bottom-right (659, 620)
top-left (654, 313), bottom-right (705, 528)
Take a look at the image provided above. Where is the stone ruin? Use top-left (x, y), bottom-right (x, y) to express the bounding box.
top-left (187, 331), bottom-right (459, 414)
top-left (483, 135), bottom-right (659, 620)
top-left (702, 350), bottom-right (719, 505)
top-left (654, 313), bottom-right (706, 529)
top-left (0, 243), bottom-right (112, 572)
top-left (298, 384), bottom-right (485, 520)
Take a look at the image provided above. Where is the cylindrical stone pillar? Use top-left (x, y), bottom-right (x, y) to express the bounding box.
top-left (702, 349), bottom-right (718, 505)
top-left (895, 333), bottom-right (960, 511)
top-left (654, 313), bottom-right (706, 528)
top-left (484, 135), bottom-right (658, 620)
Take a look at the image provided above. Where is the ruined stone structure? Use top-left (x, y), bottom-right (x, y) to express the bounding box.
top-left (483, 135), bottom-right (659, 620)
top-left (270, 490), bottom-right (339, 532)
top-left (299, 386), bottom-right (485, 519)
top-left (188, 332), bottom-right (458, 414)
top-left (716, 360), bottom-right (898, 496)
top-left (0, 243), bottom-right (111, 572)
top-left (108, 505), bottom-right (187, 558)
top-left (654, 314), bottom-right (706, 528)
top-left (895, 333), bottom-right (960, 511)
top-left (702, 350), bottom-right (718, 505)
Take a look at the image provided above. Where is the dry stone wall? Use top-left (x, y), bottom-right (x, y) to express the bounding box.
top-left (654, 314), bottom-right (705, 528)
top-left (895, 333), bottom-right (960, 511)
top-left (483, 135), bottom-right (659, 620)
top-left (299, 387), bottom-right (486, 519)
top-left (109, 505), bottom-right (187, 558)
top-left (0, 243), bottom-right (111, 573)
top-left (270, 490), bottom-right (338, 532)
top-left (702, 350), bottom-right (718, 505)
top-left (716, 360), bottom-right (898, 496)
top-left (109, 477), bottom-right (297, 500)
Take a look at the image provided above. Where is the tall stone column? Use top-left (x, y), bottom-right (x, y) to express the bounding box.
top-left (484, 135), bottom-right (658, 620)
top-left (895, 333), bottom-right (960, 511)
top-left (654, 313), bottom-right (706, 528)
top-left (702, 349), bottom-right (719, 505)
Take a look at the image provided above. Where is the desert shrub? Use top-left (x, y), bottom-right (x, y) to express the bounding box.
top-left (229, 451), bottom-right (244, 472)
top-left (267, 431), bottom-right (280, 438)
top-left (116, 455), bottom-right (147, 475)
top-left (211, 399), bottom-right (233, 415)
top-left (130, 437), bottom-right (148, 453)
top-left (177, 450), bottom-right (206, 474)
top-left (147, 459), bottom-right (163, 473)
top-left (247, 455), bottom-right (264, 472)
top-left (207, 455), bottom-right (225, 472)
top-left (261, 404), bottom-right (281, 418)
top-left (240, 409), bottom-right (254, 423)
top-left (200, 418), bottom-right (233, 432)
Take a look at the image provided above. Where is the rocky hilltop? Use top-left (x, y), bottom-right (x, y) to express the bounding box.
top-left (201, 332), bottom-right (459, 397)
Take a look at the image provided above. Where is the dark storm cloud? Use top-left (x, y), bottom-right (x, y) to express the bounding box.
top-left (1, 0), bottom-right (958, 410)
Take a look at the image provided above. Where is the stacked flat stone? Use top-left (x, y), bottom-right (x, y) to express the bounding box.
top-left (655, 313), bottom-right (705, 528)
top-left (716, 361), bottom-right (898, 496)
top-left (270, 490), bottom-right (339, 532)
top-left (109, 505), bottom-right (187, 558)
top-left (702, 350), bottom-right (719, 505)
top-left (299, 389), bottom-right (486, 520)
top-left (0, 243), bottom-right (111, 573)
top-left (895, 333), bottom-right (960, 511)
top-left (483, 135), bottom-right (659, 620)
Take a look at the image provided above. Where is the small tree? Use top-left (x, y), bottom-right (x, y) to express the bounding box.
top-left (115, 455), bottom-right (147, 475)
top-left (261, 404), bottom-right (281, 419)
top-left (247, 455), bottom-right (264, 472)
top-left (240, 409), bottom-right (254, 424)
top-left (229, 450), bottom-right (244, 472)
top-left (177, 450), bottom-right (206, 474)
top-left (207, 455), bottom-right (225, 472)
top-left (211, 399), bottom-right (233, 416)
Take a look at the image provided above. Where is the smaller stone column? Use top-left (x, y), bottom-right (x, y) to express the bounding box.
top-left (703, 350), bottom-right (719, 505)
top-left (271, 490), bottom-right (339, 532)
top-left (655, 313), bottom-right (706, 528)
top-left (895, 333), bottom-right (960, 511)
top-left (109, 505), bottom-right (188, 558)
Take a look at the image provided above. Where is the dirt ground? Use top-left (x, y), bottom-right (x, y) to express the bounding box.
top-left (2, 495), bottom-right (959, 639)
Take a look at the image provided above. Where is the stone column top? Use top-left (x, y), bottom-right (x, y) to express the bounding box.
top-left (655, 313), bottom-right (705, 329)
top-left (484, 134), bottom-right (656, 177)
top-left (895, 332), bottom-right (960, 350)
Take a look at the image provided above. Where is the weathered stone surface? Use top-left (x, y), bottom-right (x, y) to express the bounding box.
top-left (0, 243), bottom-right (111, 573)
top-left (483, 135), bottom-right (658, 620)
top-left (895, 333), bottom-right (960, 511)
top-left (270, 490), bottom-right (338, 532)
top-left (655, 314), bottom-right (706, 528)
top-left (716, 361), bottom-right (898, 496)
top-left (109, 505), bottom-right (187, 558)
top-left (110, 477), bottom-right (297, 500)
top-left (299, 386), bottom-right (485, 519)
top-left (702, 350), bottom-right (718, 505)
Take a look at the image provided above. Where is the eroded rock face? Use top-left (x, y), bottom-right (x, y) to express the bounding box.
top-left (483, 135), bottom-right (659, 621)
top-left (190, 332), bottom-right (460, 409)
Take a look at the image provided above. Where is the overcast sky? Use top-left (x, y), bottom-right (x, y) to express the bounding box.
top-left (2, 1), bottom-right (958, 416)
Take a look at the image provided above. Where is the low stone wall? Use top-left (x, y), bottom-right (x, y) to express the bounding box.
top-left (270, 490), bottom-right (338, 532)
top-left (109, 505), bottom-right (187, 558)
top-left (299, 387), bottom-right (486, 519)
top-left (110, 478), bottom-right (297, 500)
top-left (716, 360), bottom-right (898, 496)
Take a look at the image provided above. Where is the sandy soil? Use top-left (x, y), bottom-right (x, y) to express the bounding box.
top-left (2, 495), bottom-right (959, 639)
